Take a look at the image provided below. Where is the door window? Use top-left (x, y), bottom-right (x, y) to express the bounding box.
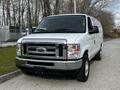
top-left (88, 17), bottom-right (93, 32)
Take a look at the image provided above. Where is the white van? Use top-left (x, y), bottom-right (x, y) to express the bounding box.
top-left (16, 14), bottom-right (103, 82)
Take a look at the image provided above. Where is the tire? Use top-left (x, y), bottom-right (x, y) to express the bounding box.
top-left (94, 49), bottom-right (102, 61)
top-left (21, 70), bottom-right (33, 75)
top-left (76, 53), bottom-right (90, 82)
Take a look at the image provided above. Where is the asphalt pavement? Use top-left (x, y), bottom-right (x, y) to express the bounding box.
top-left (0, 39), bottom-right (120, 90)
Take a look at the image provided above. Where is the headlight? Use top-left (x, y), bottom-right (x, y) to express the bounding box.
top-left (67, 44), bottom-right (80, 59)
top-left (16, 43), bottom-right (22, 56)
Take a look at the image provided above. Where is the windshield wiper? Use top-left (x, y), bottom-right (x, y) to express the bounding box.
top-left (52, 28), bottom-right (73, 33)
top-left (33, 28), bottom-right (75, 33)
top-left (34, 28), bottom-right (47, 33)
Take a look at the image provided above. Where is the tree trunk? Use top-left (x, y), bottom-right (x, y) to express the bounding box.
top-left (27, 0), bottom-right (32, 34)
top-left (21, 0), bottom-right (25, 27)
top-left (69, 0), bottom-right (74, 13)
top-left (54, 0), bottom-right (60, 15)
top-left (6, 0), bottom-right (11, 25)
top-left (2, 0), bottom-right (5, 25)
top-left (18, 0), bottom-right (21, 27)
top-left (34, 0), bottom-right (38, 26)
top-left (41, 0), bottom-right (51, 17)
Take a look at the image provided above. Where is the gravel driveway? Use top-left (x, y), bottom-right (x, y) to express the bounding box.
top-left (0, 39), bottom-right (120, 90)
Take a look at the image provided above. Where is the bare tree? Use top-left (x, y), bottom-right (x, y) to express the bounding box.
top-left (0, 0), bottom-right (115, 36)
top-left (6, 0), bottom-right (11, 25)
top-left (34, 0), bottom-right (38, 26)
top-left (97, 11), bottom-right (114, 36)
top-left (21, 0), bottom-right (26, 27)
top-left (54, 0), bottom-right (60, 15)
top-left (2, 0), bottom-right (5, 25)
top-left (18, 0), bottom-right (21, 27)
top-left (40, 0), bottom-right (51, 17)
top-left (26, 0), bottom-right (32, 33)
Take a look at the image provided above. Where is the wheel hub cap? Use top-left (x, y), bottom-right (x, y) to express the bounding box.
top-left (85, 61), bottom-right (89, 76)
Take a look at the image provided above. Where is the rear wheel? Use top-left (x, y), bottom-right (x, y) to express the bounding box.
top-left (76, 53), bottom-right (90, 82)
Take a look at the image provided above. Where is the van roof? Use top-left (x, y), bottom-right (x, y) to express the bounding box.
top-left (47, 14), bottom-right (100, 23)
top-left (47, 14), bottom-right (91, 17)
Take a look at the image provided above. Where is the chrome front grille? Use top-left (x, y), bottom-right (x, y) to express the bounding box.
top-left (22, 43), bottom-right (67, 60)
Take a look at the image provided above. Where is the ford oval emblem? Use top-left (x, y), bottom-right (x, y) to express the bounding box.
top-left (36, 47), bottom-right (46, 52)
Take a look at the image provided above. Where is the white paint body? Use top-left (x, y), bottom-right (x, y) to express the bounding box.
top-left (18, 14), bottom-right (103, 61)
top-left (16, 14), bottom-right (103, 70)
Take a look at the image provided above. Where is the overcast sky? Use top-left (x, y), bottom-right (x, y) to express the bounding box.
top-left (105, 0), bottom-right (120, 26)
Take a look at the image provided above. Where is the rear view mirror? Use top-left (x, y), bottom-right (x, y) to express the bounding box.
top-left (32, 27), bottom-right (36, 33)
top-left (93, 26), bottom-right (99, 33)
top-left (89, 26), bottom-right (99, 34)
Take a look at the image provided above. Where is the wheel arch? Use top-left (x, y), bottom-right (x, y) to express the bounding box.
top-left (80, 45), bottom-right (89, 59)
top-left (81, 49), bottom-right (88, 59)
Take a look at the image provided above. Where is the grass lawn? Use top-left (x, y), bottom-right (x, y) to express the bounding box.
top-left (0, 46), bottom-right (17, 75)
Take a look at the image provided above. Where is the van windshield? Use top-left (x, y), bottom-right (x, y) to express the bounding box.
top-left (34, 15), bottom-right (86, 33)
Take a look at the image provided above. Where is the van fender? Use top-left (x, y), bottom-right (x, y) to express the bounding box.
top-left (80, 44), bottom-right (90, 60)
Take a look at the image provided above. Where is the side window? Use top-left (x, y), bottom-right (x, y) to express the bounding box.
top-left (88, 17), bottom-right (93, 31)
top-left (88, 17), bottom-right (99, 34)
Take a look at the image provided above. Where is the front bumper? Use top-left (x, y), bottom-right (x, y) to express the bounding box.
top-left (16, 57), bottom-right (82, 70)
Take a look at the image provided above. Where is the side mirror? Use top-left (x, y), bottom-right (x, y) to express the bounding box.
top-left (32, 27), bottom-right (36, 33)
top-left (93, 26), bottom-right (99, 33)
top-left (89, 26), bottom-right (99, 34)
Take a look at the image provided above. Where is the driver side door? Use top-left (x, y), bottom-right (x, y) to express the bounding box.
top-left (87, 17), bottom-right (96, 59)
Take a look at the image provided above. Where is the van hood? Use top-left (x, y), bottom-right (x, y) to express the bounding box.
top-left (18, 33), bottom-right (85, 44)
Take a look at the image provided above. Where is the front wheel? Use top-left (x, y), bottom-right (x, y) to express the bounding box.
top-left (76, 53), bottom-right (90, 82)
top-left (21, 69), bottom-right (34, 75)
